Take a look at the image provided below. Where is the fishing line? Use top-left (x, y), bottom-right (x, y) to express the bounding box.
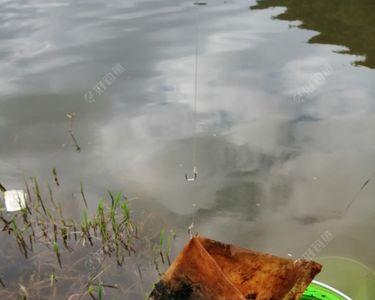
top-left (186, 1), bottom-right (203, 238)
top-left (344, 169), bottom-right (375, 214)
top-left (185, 2), bottom-right (201, 183)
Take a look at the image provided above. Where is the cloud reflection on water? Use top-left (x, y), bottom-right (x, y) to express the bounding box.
top-left (0, 0), bottom-right (374, 279)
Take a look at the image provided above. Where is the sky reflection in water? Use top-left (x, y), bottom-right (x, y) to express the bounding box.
top-left (0, 0), bottom-right (374, 297)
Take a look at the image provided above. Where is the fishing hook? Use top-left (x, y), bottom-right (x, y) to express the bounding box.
top-left (185, 166), bottom-right (198, 182)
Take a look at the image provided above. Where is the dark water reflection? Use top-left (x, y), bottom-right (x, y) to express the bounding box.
top-left (0, 0), bottom-right (374, 298)
top-left (251, 0), bottom-right (375, 69)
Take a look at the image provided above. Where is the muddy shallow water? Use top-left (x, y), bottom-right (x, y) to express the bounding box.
top-left (0, 0), bottom-right (374, 298)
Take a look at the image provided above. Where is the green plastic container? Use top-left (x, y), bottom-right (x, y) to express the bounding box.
top-left (301, 281), bottom-right (351, 300)
top-left (315, 256), bottom-right (375, 299)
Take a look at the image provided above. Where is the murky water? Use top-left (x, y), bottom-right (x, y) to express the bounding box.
top-left (0, 0), bottom-right (374, 298)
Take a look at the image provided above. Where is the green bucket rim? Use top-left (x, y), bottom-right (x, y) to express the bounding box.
top-left (301, 280), bottom-right (352, 300)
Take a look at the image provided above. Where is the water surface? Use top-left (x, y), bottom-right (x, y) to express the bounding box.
top-left (0, 0), bottom-right (374, 298)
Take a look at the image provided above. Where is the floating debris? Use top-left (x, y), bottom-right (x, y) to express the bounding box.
top-left (66, 112), bottom-right (76, 120)
top-left (52, 168), bottom-right (60, 187)
top-left (4, 190), bottom-right (27, 212)
top-left (66, 112), bottom-right (81, 152)
top-left (69, 132), bottom-right (81, 152)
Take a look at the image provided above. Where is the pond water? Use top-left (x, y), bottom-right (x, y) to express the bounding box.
top-left (0, 0), bottom-right (374, 298)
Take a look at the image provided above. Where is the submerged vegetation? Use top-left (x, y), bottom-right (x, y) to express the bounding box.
top-left (0, 171), bottom-right (176, 299)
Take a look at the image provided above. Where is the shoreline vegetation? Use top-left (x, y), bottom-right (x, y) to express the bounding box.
top-left (0, 171), bottom-right (175, 299)
top-left (251, 0), bottom-right (375, 68)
